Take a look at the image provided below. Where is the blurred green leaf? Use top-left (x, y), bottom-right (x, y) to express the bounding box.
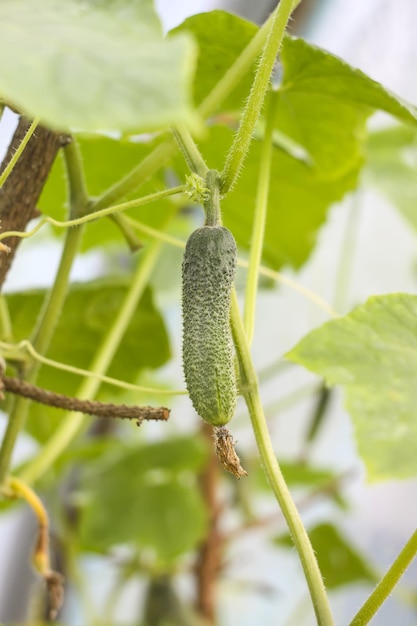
top-left (287, 294), bottom-right (417, 480)
top-left (80, 436), bottom-right (208, 562)
top-left (363, 125), bottom-right (417, 229)
top-left (4, 279), bottom-right (170, 442)
top-left (0, 0), bottom-right (198, 132)
top-left (171, 10), bottom-right (257, 112)
top-left (276, 523), bottom-right (374, 589)
top-left (278, 37), bottom-right (417, 178)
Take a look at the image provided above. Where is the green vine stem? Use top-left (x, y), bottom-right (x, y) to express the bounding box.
top-left (221, 0), bottom-right (294, 194)
top-left (230, 289), bottom-right (335, 626)
top-left (349, 529), bottom-right (417, 626)
top-left (0, 140), bottom-right (87, 486)
top-left (19, 235), bottom-right (166, 486)
top-left (172, 124), bottom-right (208, 178)
top-left (0, 117), bottom-right (40, 189)
top-left (243, 90), bottom-right (278, 344)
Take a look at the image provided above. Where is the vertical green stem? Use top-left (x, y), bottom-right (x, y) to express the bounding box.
top-left (0, 140), bottom-right (87, 485)
top-left (230, 290), bottom-right (334, 626)
top-left (349, 529), bottom-right (417, 626)
top-left (30, 227), bottom-right (84, 358)
top-left (171, 124), bottom-right (208, 178)
top-left (0, 118), bottom-right (40, 189)
top-left (221, 0), bottom-right (294, 193)
top-left (19, 237), bottom-right (164, 485)
top-left (63, 138), bottom-right (89, 218)
top-left (0, 295), bottom-right (13, 341)
top-left (243, 90), bottom-right (278, 344)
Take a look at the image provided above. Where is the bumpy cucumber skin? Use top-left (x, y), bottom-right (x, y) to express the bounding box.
top-left (182, 226), bottom-right (237, 426)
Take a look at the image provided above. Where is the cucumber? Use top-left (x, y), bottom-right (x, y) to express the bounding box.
top-left (182, 225), bottom-right (237, 426)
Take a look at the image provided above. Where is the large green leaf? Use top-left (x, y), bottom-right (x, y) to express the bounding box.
top-left (277, 523), bottom-right (374, 589)
top-left (278, 37), bottom-right (417, 178)
top-left (4, 279), bottom-right (170, 442)
top-left (0, 0), bottom-right (198, 132)
top-left (80, 436), bottom-right (208, 563)
top-left (287, 294), bottom-right (417, 480)
top-left (363, 125), bottom-right (417, 230)
top-left (171, 10), bottom-right (257, 112)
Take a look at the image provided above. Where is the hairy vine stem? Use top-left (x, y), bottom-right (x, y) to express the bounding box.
top-left (221, 0), bottom-right (294, 193)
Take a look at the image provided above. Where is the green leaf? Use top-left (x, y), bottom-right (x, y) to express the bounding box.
top-left (80, 437), bottom-right (208, 562)
top-left (276, 523), bottom-right (374, 589)
top-left (278, 37), bottom-right (417, 178)
top-left (287, 294), bottom-right (417, 480)
top-left (363, 125), bottom-right (417, 230)
top-left (171, 10), bottom-right (257, 112)
top-left (199, 124), bottom-right (358, 269)
top-left (0, 0), bottom-right (198, 133)
top-left (4, 279), bottom-right (170, 442)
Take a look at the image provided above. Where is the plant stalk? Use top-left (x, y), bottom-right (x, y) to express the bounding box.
top-left (349, 529), bottom-right (417, 625)
top-left (230, 290), bottom-right (334, 626)
top-left (243, 90), bottom-right (277, 344)
top-left (172, 124), bottom-right (208, 178)
top-left (221, 0), bottom-right (294, 193)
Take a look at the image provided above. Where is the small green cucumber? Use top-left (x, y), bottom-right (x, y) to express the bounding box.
top-left (182, 225), bottom-right (237, 426)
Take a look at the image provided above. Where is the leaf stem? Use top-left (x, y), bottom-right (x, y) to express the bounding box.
top-left (230, 289), bottom-right (334, 626)
top-left (19, 236), bottom-right (166, 485)
top-left (349, 529), bottom-right (417, 626)
top-left (0, 117), bottom-right (40, 189)
top-left (243, 90), bottom-right (277, 343)
top-left (172, 124), bottom-right (208, 177)
top-left (221, 0), bottom-right (294, 194)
